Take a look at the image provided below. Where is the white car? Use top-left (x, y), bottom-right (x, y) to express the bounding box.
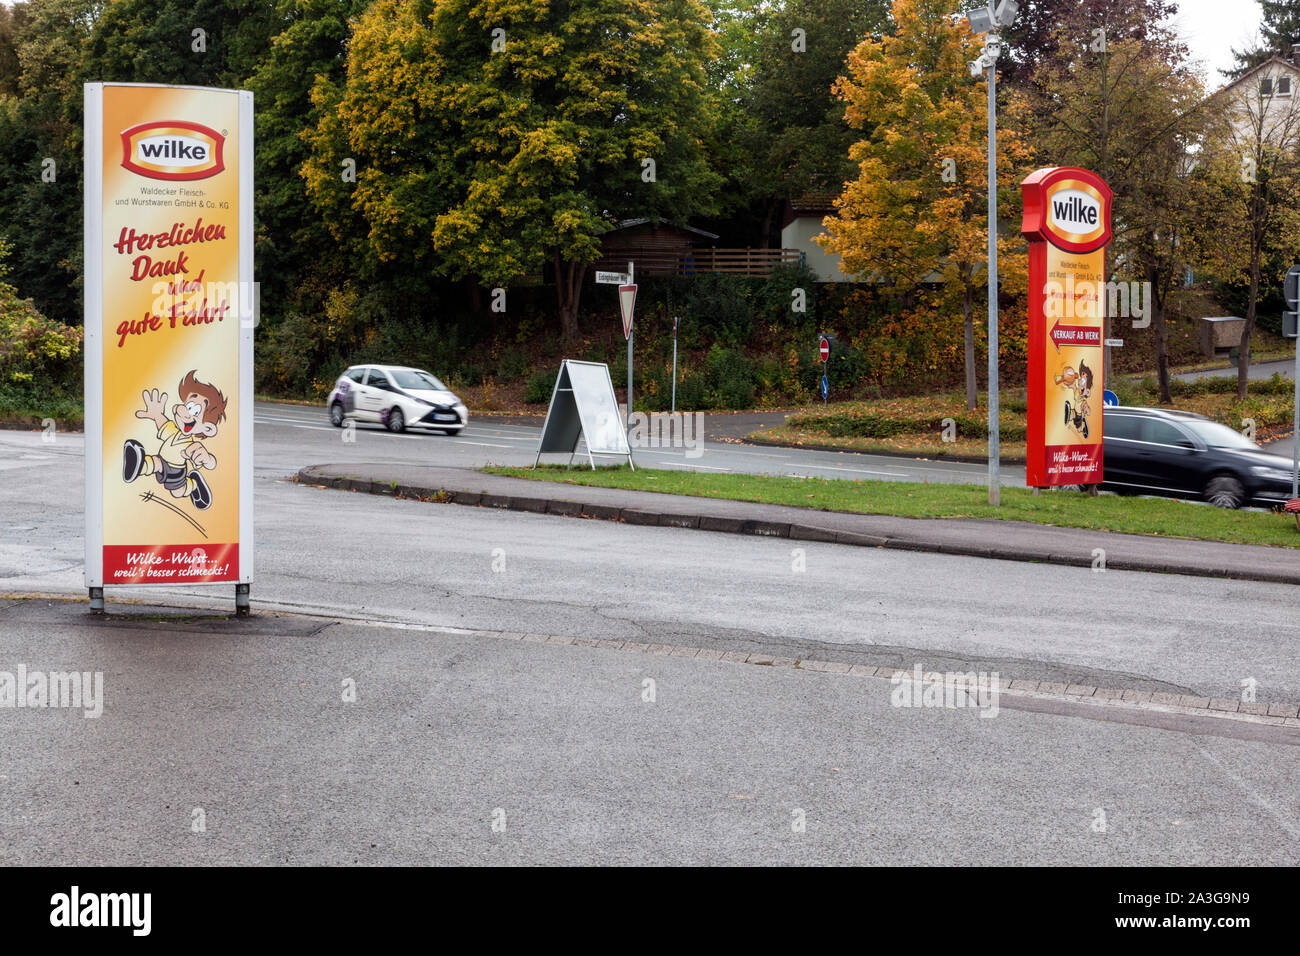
top-left (327, 364), bottom-right (469, 434)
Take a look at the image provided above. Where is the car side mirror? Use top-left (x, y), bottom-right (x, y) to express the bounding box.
top-left (1176, 439), bottom-right (1194, 448)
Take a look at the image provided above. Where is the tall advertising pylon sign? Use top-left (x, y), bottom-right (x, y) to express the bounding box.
top-left (1021, 166), bottom-right (1113, 488)
top-left (84, 84), bottom-right (254, 612)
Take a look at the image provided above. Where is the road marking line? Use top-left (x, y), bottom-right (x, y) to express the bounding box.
top-left (458, 433), bottom-right (537, 442)
top-left (254, 421), bottom-right (337, 433)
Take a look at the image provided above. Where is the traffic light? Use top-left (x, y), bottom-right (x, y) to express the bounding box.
top-left (1284, 265), bottom-right (1300, 338)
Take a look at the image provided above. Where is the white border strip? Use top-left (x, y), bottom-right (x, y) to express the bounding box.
top-left (238, 89), bottom-right (255, 584)
top-left (83, 83), bottom-right (104, 588)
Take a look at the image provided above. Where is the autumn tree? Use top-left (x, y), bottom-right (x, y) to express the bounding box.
top-left (1030, 32), bottom-right (1205, 401)
top-left (1188, 70), bottom-right (1300, 399)
top-left (819, 0), bottom-right (1033, 411)
top-left (999, 0), bottom-right (1182, 90)
top-left (305, 0), bottom-right (723, 342)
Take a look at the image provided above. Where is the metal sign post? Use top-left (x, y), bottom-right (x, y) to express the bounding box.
top-left (671, 315), bottom-right (679, 413)
top-left (986, 50), bottom-right (1000, 507)
top-left (819, 335), bottom-right (830, 404)
top-left (1284, 265), bottom-right (1300, 497)
top-left (620, 261), bottom-right (636, 437)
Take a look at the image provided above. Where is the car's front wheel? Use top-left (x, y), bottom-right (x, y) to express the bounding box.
top-left (386, 407), bottom-right (405, 433)
top-left (1205, 475), bottom-right (1244, 509)
top-left (329, 402), bottom-right (344, 427)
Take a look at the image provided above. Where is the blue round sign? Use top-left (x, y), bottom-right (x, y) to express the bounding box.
top-left (1102, 389), bottom-right (1118, 407)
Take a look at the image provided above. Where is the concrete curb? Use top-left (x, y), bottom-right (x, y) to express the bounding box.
top-left (434, 624), bottom-right (1300, 732)
top-left (14, 592), bottom-right (1296, 731)
top-left (296, 465), bottom-right (1300, 586)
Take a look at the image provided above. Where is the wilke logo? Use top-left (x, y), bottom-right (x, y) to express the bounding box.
top-left (120, 121), bottom-right (225, 181)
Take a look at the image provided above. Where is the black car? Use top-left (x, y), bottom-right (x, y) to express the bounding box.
top-left (1098, 406), bottom-right (1296, 508)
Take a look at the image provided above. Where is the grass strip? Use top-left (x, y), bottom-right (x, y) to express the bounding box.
top-left (485, 465), bottom-right (1300, 549)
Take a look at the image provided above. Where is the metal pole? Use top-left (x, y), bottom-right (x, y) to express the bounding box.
top-left (986, 46), bottom-right (1000, 507)
top-left (626, 261), bottom-right (634, 441)
top-left (671, 318), bottom-right (678, 414)
top-left (1292, 335), bottom-right (1298, 497)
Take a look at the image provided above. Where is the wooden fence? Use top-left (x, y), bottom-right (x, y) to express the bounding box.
top-left (591, 247), bottom-right (803, 278)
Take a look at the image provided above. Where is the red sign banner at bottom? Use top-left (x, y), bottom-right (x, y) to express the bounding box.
top-left (103, 543), bottom-right (239, 584)
top-left (1042, 444), bottom-right (1102, 485)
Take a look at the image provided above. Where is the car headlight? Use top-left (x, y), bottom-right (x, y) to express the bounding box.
top-left (1250, 465), bottom-right (1293, 480)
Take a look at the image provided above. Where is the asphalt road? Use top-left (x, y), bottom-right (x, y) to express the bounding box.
top-left (251, 401), bottom-right (1023, 486)
top-left (1174, 358), bottom-right (1294, 383)
top-left (2, 599), bottom-right (1296, 866)
top-left (3, 421), bottom-right (1299, 864)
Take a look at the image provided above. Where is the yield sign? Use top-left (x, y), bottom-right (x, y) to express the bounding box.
top-left (619, 284), bottom-right (637, 340)
top-left (1049, 318), bottom-right (1101, 352)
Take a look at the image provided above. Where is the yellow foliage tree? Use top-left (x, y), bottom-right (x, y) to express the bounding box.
top-left (819, 0), bottom-right (1033, 410)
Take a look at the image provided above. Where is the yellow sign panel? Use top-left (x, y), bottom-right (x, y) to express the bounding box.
top-left (85, 84), bottom-right (253, 589)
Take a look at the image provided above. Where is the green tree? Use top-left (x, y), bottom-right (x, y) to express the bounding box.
top-left (306, 0), bottom-right (723, 342)
top-left (0, 0), bottom-right (104, 322)
top-left (245, 0), bottom-right (367, 310)
top-left (1229, 1), bottom-right (1300, 78)
top-left (732, 0), bottom-right (889, 246)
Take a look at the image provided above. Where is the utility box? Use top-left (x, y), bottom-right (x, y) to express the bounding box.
top-left (1199, 316), bottom-right (1244, 358)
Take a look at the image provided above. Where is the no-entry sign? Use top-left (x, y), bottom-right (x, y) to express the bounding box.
top-left (1021, 166), bottom-right (1113, 487)
top-left (819, 336), bottom-right (830, 362)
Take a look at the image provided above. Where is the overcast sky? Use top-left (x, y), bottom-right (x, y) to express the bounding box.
top-left (1175, 0), bottom-right (1265, 80)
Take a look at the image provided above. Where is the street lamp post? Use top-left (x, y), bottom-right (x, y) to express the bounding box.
top-left (966, 1), bottom-right (1017, 506)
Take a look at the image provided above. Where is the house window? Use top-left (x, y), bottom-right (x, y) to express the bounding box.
top-left (1262, 77), bottom-right (1274, 95)
top-left (1280, 77), bottom-right (1292, 95)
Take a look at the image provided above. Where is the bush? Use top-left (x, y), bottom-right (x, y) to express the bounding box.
top-left (704, 346), bottom-right (759, 409)
top-left (523, 368), bottom-right (557, 404)
top-left (0, 242), bottom-right (82, 418)
top-left (496, 346), bottom-right (529, 382)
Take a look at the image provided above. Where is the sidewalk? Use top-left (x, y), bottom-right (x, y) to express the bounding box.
top-left (297, 463), bottom-right (1300, 585)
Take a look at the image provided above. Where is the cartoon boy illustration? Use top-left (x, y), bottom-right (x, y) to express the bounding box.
top-left (1054, 359), bottom-right (1094, 439)
top-left (122, 370), bottom-right (227, 510)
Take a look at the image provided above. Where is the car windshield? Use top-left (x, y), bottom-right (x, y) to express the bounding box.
top-left (1180, 419), bottom-right (1259, 449)
top-left (389, 369), bottom-right (447, 391)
